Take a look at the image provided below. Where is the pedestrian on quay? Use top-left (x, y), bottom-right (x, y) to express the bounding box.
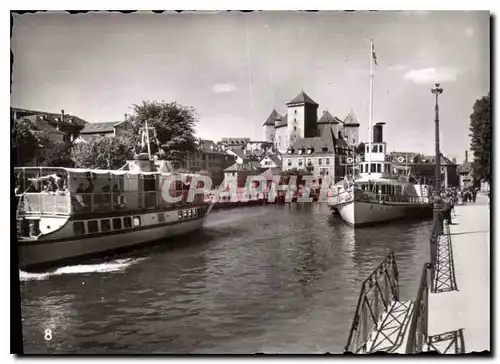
top-left (472, 188), bottom-right (478, 203)
top-left (442, 197), bottom-right (453, 224)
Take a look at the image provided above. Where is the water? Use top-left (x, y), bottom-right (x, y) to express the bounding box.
top-left (19, 204), bottom-right (431, 354)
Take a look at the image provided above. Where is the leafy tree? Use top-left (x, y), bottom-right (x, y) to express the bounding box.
top-left (469, 92), bottom-right (491, 182)
top-left (71, 135), bottom-right (135, 170)
top-left (39, 141), bottom-right (74, 167)
top-left (127, 101), bottom-right (198, 168)
top-left (12, 118), bottom-right (47, 166)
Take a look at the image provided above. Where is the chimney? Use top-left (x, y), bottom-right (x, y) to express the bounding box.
top-left (61, 109), bottom-right (65, 123)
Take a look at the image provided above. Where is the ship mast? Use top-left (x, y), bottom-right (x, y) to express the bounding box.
top-left (145, 119), bottom-right (152, 160)
top-left (368, 39), bottom-right (375, 176)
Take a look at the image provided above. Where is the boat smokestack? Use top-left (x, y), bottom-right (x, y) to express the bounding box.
top-left (373, 122), bottom-right (385, 143)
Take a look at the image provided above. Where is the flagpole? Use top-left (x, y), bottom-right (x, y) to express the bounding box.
top-left (368, 39), bottom-right (374, 176)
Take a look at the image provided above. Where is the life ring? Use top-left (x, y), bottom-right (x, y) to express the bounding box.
top-left (346, 157), bottom-right (354, 164)
top-left (397, 156), bottom-right (405, 163)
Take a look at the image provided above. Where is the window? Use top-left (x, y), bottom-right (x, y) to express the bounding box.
top-left (101, 219), bottom-right (111, 232)
top-left (322, 146), bottom-right (328, 152)
top-left (377, 164), bottom-right (381, 173)
top-left (73, 221), bottom-right (85, 235)
top-left (158, 213), bottom-right (165, 223)
top-left (294, 109), bottom-right (297, 114)
top-left (298, 159), bottom-right (303, 166)
top-left (294, 126), bottom-right (297, 131)
top-left (112, 218), bottom-right (122, 230)
top-left (287, 159), bottom-right (292, 166)
top-left (88, 220), bottom-right (99, 233)
top-left (307, 158), bottom-right (312, 166)
top-left (318, 158), bottom-right (322, 165)
top-left (371, 163), bottom-right (376, 173)
top-left (325, 157), bottom-right (330, 165)
top-left (133, 217), bottom-right (141, 227)
top-left (366, 145), bottom-right (369, 153)
top-left (124, 216), bottom-right (132, 228)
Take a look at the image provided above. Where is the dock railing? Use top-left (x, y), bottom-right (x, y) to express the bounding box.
top-left (344, 251), bottom-right (399, 353)
top-left (405, 263), bottom-right (432, 353)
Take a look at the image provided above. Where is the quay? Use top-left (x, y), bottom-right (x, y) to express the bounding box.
top-left (344, 193), bottom-right (490, 354)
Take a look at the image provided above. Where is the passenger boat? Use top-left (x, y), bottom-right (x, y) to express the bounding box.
top-left (15, 126), bottom-right (213, 270)
top-left (327, 40), bottom-right (433, 226)
top-left (327, 123), bottom-right (434, 226)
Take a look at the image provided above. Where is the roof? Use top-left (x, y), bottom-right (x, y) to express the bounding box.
top-left (18, 115), bottom-right (66, 135)
top-left (221, 137), bottom-right (250, 144)
top-left (260, 167), bottom-right (282, 180)
top-left (261, 154), bottom-right (282, 167)
top-left (80, 122), bottom-right (117, 134)
top-left (276, 113), bottom-right (288, 128)
top-left (286, 91), bottom-right (319, 106)
top-left (344, 109), bottom-right (360, 126)
top-left (223, 161), bottom-right (262, 172)
top-left (227, 147), bottom-right (247, 160)
top-left (457, 161), bottom-right (472, 174)
top-left (263, 109), bottom-right (281, 126)
top-left (317, 110), bottom-right (341, 125)
top-left (12, 107), bottom-right (88, 127)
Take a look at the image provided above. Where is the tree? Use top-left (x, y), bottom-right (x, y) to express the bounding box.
top-left (127, 101), bottom-right (198, 168)
top-left (39, 141), bottom-right (74, 167)
top-left (12, 118), bottom-right (47, 166)
top-left (71, 136), bottom-right (135, 170)
top-left (469, 92), bottom-right (491, 182)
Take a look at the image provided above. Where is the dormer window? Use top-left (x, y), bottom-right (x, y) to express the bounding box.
top-left (307, 147), bottom-right (314, 154)
top-left (287, 147), bottom-right (294, 154)
top-left (298, 148), bottom-right (305, 155)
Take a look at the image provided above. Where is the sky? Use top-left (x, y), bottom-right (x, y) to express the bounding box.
top-left (11, 11), bottom-right (490, 163)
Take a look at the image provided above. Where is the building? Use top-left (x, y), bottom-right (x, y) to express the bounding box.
top-left (75, 120), bottom-right (132, 143)
top-left (262, 91), bottom-right (360, 153)
top-left (390, 151), bottom-right (459, 188)
top-left (259, 153), bottom-right (282, 169)
top-left (12, 107), bottom-right (87, 144)
top-left (184, 139), bottom-right (236, 187)
top-left (281, 128), bottom-right (351, 183)
top-left (223, 160), bottom-right (264, 188)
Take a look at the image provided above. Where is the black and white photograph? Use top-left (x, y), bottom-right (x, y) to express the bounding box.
top-left (10, 8), bottom-right (491, 355)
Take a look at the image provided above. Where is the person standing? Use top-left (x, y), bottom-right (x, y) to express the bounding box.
top-left (472, 188), bottom-right (478, 203)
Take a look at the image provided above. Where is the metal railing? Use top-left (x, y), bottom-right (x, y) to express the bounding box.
top-left (17, 190), bottom-right (207, 216)
top-left (355, 193), bottom-right (431, 205)
top-left (405, 263), bottom-right (431, 353)
top-left (344, 251), bottom-right (400, 353)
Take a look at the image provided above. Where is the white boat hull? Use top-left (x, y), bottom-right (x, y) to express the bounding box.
top-left (337, 200), bottom-right (432, 226)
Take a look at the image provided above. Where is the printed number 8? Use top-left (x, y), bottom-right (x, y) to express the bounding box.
top-left (44, 329), bottom-right (52, 341)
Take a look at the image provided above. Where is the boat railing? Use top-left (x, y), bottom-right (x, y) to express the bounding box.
top-left (344, 251), bottom-right (399, 353)
top-left (355, 193), bottom-right (430, 205)
top-left (18, 193), bottom-right (72, 215)
top-left (17, 190), bottom-right (207, 216)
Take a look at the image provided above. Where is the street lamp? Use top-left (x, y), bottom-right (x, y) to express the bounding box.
top-left (431, 83), bottom-right (443, 232)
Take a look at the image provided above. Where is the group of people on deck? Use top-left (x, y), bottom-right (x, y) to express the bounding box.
top-left (15, 175), bottom-right (69, 195)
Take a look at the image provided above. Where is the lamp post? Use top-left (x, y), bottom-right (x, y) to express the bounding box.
top-left (431, 83), bottom-right (443, 232)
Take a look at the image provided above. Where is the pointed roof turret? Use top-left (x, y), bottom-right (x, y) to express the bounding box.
top-left (263, 109), bottom-right (281, 126)
top-left (344, 109), bottom-right (360, 127)
top-left (318, 110), bottom-right (341, 125)
top-left (286, 91), bottom-right (319, 106)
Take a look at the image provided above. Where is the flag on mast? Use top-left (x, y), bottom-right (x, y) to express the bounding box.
top-left (372, 42), bottom-right (378, 66)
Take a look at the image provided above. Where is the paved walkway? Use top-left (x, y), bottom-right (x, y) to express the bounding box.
top-left (427, 194), bottom-right (490, 353)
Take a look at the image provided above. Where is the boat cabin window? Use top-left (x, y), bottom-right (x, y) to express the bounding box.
top-left (88, 220), bottom-right (99, 233)
top-left (124, 217), bottom-right (132, 228)
top-left (112, 218), bottom-right (122, 230)
top-left (73, 221), bottom-right (85, 235)
top-left (133, 216), bottom-right (141, 227)
top-left (101, 219), bottom-right (111, 232)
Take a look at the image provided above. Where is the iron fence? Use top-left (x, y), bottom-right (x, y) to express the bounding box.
top-left (405, 263), bottom-right (431, 353)
top-left (344, 251), bottom-right (399, 353)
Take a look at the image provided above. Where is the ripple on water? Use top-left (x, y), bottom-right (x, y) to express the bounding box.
top-left (20, 205), bottom-right (432, 353)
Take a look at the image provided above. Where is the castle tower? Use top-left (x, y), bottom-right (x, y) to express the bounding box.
top-left (285, 91), bottom-right (319, 148)
top-left (263, 109), bottom-right (280, 143)
top-left (317, 110), bottom-right (341, 138)
top-left (343, 109), bottom-right (360, 147)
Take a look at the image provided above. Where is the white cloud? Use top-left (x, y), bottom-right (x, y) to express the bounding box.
top-left (465, 27), bottom-right (474, 37)
top-left (403, 67), bottom-right (460, 85)
top-left (212, 82), bottom-right (236, 94)
top-left (387, 64), bottom-right (410, 72)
